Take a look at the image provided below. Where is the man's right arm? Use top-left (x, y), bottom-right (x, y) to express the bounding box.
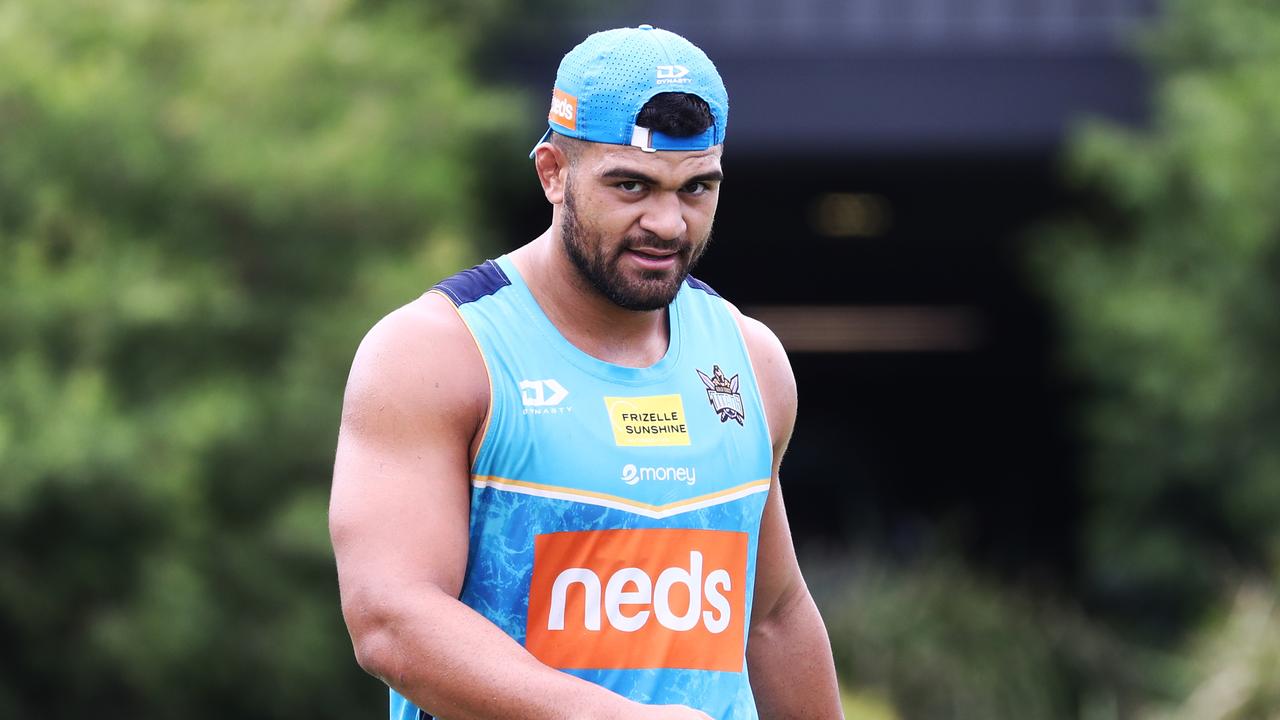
top-left (329, 292), bottom-right (709, 720)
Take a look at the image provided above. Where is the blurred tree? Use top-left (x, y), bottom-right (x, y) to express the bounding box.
top-left (823, 555), bottom-right (1069, 720)
top-left (1142, 584), bottom-right (1280, 720)
top-left (1036, 0), bottom-right (1280, 635)
top-left (0, 0), bottom-right (524, 716)
top-left (814, 551), bottom-right (1164, 720)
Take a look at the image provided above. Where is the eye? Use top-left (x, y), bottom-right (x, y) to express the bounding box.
top-left (616, 180), bottom-right (645, 194)
top-left (682, 181), bottom-right (710, 196)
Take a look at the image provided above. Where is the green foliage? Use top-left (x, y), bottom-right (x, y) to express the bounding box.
top-left (813, 553), bottom-right (1169, 720)
top-left (1035, 0), bottom-right (1280, 632)
top-left (820, 2), bottom-right (1280, 716)
top-left (841, 687), bottom-right (899, 720)
top-left (1139, 582), bottom-right (1280, 720)
top-left (0, 0), bottom-right (521, 716)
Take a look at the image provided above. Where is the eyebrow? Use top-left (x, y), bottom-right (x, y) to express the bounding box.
top-left (600, 167), bottom-right (725, 186)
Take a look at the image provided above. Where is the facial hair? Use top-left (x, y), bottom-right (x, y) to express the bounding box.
top-left (560, 181), bottom-right (712, 312)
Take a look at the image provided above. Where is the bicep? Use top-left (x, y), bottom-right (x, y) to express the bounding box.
top-left (330, 300), bottom-right (486, 614)
top-left (751, 472), bottom-right (807, 627)
top-left (331, 416), bottom-right (473, 597)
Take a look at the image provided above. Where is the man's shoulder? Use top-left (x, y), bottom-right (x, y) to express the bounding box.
top-left (364, 290), bottom-right (475, 354)
top-left (683, 274), bottom-right (722, 299)
top-left (342, 290), bottom-right (488, 430)
top-left (679, 275), bottom-right (788, 380)
top-left (432, 258), bottom-right (513, 308)
top-left (714, 298), bottom-right (796, 449)
top-left (703, 293), bottom-right (783, 363)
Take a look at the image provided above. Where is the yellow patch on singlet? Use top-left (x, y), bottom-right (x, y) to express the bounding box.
top-left (603, 394), bottom-right (691, 447)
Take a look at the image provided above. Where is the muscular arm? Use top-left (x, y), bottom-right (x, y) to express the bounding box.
top-left (737, 314), bottom-right (845, 720)
top-left (330, 293), bottom-right (707, 720)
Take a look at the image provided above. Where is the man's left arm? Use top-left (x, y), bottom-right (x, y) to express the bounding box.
top-left (736, 313), bottom-right (844, 719)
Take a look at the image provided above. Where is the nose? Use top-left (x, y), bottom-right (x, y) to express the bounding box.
top-left (638, 191), bottom-right (687, 242)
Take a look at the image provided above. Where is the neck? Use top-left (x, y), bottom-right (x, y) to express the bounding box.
top-left (510, 228), bottom-right (672, 369)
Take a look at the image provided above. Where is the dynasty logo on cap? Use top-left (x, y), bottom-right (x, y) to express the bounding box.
top-left (530, 24), bottom-right (728, 157)
top-left (656, 65), bottom-right (691, 84)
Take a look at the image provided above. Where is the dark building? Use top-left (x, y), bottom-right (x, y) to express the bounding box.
top-left (496, 0), bottom-right (1160, 581)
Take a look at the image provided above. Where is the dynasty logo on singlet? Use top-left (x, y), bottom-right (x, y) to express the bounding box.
top-left (525, 528), bottom-right (748, 671)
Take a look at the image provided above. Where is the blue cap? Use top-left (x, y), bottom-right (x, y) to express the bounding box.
top-left (530, 25), bottom-right (729, 157)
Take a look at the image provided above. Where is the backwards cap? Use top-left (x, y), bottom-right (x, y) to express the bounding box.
top-left (531, 24), bottom-right (729, 157)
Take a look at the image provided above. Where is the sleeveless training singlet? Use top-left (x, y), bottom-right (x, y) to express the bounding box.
top-left (390, 254), bottom-right (773, 720)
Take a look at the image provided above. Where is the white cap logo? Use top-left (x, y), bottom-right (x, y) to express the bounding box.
top-left (656, 65), bottom-right (690, 80)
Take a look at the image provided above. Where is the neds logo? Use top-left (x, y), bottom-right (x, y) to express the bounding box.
top-left (526, 528), bottom-right (747, 671)
top-left (548, 88), bottom-right (578, 130)
top-left (550, 97), bottom-right (574, 121)
top-left (547, 550), bottom-right (731, 633)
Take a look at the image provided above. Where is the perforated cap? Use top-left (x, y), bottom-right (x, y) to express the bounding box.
top-left (530, 25), bottom-right (729, 157)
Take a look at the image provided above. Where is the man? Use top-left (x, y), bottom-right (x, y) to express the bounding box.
top-left (330, 25), bottom-right (844, 720)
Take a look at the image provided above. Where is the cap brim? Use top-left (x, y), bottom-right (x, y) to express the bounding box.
top-left (528, 127), bottom-right (553, 159)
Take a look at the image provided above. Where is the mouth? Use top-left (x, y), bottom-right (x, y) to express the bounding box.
top-left (624, 246), bottom-right (682, 270)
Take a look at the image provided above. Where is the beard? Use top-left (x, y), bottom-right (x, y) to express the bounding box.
top-left (560, 182), bottom-right (712, 312)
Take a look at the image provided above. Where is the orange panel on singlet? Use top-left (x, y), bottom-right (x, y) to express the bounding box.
top-left (525, 528), bottom-right (748, 671)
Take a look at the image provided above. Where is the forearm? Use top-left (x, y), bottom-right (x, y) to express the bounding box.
top-left (747, 586), bottom-right (843, 719)
top-left (350, 583), bottom-right (638, 720)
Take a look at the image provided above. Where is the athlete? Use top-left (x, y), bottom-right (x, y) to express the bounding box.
top-left (330, 25), bottom-right (844, 720)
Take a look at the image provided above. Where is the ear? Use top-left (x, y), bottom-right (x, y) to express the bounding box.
top-left (533, 142), bottom-right (570, 205)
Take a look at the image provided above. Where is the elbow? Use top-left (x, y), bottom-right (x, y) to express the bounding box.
top-left (338, 578), bottom-right (459, 688)
top-left (351, 624), bottom-right (400, 682)
top-left (342, 593), bottom-right (405, 684)
top-left (751, 581), bottom-right (817, 642)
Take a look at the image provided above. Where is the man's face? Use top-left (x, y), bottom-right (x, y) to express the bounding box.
top-left (559, 143), bottom-right (723, 312)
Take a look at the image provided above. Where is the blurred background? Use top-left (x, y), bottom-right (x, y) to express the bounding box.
top-left (2, 0), bottom-right (1279, 717)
